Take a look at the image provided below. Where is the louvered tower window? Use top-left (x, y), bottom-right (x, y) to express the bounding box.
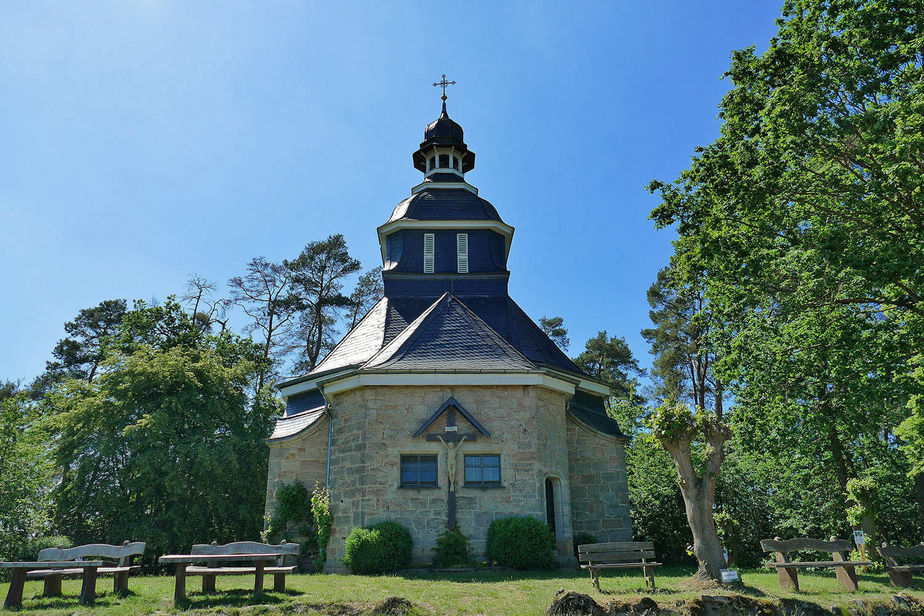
top-left (456, 233), bottom-right (469, 273)
top-left (423, 233), bottom-right (435, 273)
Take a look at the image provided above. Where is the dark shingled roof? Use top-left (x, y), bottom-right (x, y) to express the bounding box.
top-left (363, 293), bottom-right (535, 371)
top-left (309, 294), bottom-right (582, 377)
top-left (568, 407), bottom-right (626, 438)
top-left (387, 189), bottom-right (503, 224)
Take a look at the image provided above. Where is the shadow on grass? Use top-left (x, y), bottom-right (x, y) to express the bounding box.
top-left (179, 588), bottom-right (299, 610)
top-left (16, 593), bottom-right (123, 611)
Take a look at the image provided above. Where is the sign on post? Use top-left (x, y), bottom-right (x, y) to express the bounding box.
top-left (853, 530), bottom-right (865, 546)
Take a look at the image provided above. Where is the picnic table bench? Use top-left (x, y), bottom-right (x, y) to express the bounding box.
top-left (159, 540), bottom-right (299, 604)
top-left (1, 541), bottom-right (145, 609)
top-left (877, 542), bottom-right (924, 588)
top-left (761, 536), bottom-right (872, 592)
top-left (577, 541), bottom-right (661, 592)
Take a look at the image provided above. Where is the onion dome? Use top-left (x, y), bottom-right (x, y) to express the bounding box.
top-left (413, 101), bottom-right (475, 174)
top-left (424, 101), bottom-right (464, 142)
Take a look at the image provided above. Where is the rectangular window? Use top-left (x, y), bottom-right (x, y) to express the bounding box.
top-left (456, 233), bottom-right (469, 273)
top-left (423, 233), bottom-right (435, 273)
top-left (464, 454), bottom-right (501, 486)
top-left (401, 454), bottom-right (438, 486)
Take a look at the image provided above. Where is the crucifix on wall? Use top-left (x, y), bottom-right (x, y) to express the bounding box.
top-left (412, 397), bottom-right (490, 530)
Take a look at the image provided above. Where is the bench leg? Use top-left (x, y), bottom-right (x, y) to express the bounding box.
top-left (202, 574), bottom-right (216, 593)
top-left (254, 562), bottom-right (265, 596)
top-left (778, 566), bottom-right (799, 591)
top-left (79, 566), bottom-right (98, 605)
top-left (174, 564), bottom-right (187, 605)
top-left (588, 567), bottom-right (600, 592)
top-left (113, 571), bottom-right (129, 595)
top-left (887, 569), bottom-right (913, 588)
top-left (4, 568), bottom-right (27, 609)
top-left (643, 567), bottom-right (655, 591)
top-left (835, 565), bottom-right (859, 592)
top-left (274, 573), bottom-right (286, 592)
top-left (44, 574), bottom-right (63, 597)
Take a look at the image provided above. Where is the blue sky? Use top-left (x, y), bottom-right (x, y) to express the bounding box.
top-left (0, 1), bottom-right (782, 385)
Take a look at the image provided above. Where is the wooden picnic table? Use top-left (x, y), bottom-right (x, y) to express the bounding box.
top-left (158, 553), bottom-right (281, 604)
top-left (2, 560), bottom-right (104, 608)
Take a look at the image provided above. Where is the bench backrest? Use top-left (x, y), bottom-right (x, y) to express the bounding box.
top-left (760, 537), bottom-right (852, 562)
top-left (577, 542), bottom-right (656, 565)
top-left (190, 541), bottom-right (300, 566)
top-left (38, 541), bottom-right (146, 566)
top-left (877, 542), bottom-right (924, 567)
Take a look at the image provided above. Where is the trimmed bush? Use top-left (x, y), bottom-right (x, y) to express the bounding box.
top-left (433, 527), bottom-right (471, 568)
top-left (343, 520), bottom-right (413, 574)
top-left (485, 516), bottom-right (556, 570)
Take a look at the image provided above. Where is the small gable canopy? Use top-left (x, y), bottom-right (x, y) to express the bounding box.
top-left (412, 396), bottom-right (490, 438)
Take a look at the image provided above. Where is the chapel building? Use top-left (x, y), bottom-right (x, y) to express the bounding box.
top-left (265, 95), bottom-right (632, 569)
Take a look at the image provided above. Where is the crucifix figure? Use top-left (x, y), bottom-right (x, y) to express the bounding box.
top-left (433, 74), bottom-right (456, 101)
top-left (437, 434), bottom-right (467, 491)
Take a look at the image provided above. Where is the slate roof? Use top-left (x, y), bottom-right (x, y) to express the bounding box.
top-left (363, 293), bottom-right (536, 371)
top-left (387, 189), bottom-right (503, 224)
top-left (270, 405), bottom-right (325, 439)
top-left (308, 294), bottom-right (580, 377)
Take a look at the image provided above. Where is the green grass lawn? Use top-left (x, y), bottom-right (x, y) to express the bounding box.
top-left (2, 567), bottom-right (922, 615)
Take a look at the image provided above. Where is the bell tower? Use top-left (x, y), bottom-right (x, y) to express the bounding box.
top-left (377, 77), bottom-right (515, 298)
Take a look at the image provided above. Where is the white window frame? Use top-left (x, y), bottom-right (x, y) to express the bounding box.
top-left (456, 233), bottom-right (469, 273)
top-left (423, 233), bottom-right (435, 273)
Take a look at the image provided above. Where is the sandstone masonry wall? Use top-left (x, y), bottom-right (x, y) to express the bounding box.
top-left (264, 416), bottom-right (329, 518)
top-left (566, 416), bottom-right (632, 543)
top-left (324, 384), bottom-right (575, 570)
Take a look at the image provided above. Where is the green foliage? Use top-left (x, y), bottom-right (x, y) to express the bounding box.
top-left (311, 483), bottom-right (333, 570)
top-left (573, 331), bottom-right (642, 399)
top-left (285, 233), bottom-right (362, 372)
top-left (31, 299), bottom-right (127, 394)
top-left (272, 481), bottom-right (313, 533)
top-left (539, 316), bottom-right (570, 352)
top-left (432, 527), bottom-right (472, 568)
top-left (645, 0), bottom-right (924, 545)
top-left (343, 520), bottom-right (413, 575)
top-left (0, 383), bottom-right (53, 563)
top-left (485, 516), bottom-right (556, 571)
top-left (266, 481), bottom-right (319, 569)
top-left (46, 299), bottom-right (281, 567)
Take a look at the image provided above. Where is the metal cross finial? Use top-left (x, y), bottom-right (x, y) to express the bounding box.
top-left (433, 74), bottom-right (456, 101)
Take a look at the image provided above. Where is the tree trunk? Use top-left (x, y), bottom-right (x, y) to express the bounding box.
top-left (664, 436), bottom-right (728, 581)
top-left (915, 472), bottom-right (924, 540)
top-left (677, 475), bottom-right (727, 580)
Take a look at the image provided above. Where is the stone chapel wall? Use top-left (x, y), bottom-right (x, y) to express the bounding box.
top-left (264, 416), bottom-right (329, 518)
top-left (566, 417), bottom-right (632, 543)
top-left (323, 384), bottom-right (574, 570)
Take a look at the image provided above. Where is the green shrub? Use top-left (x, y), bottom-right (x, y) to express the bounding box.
top-left (572, 533), bottom-right (597, 558)
top-left (30, 536), bottom-right (72, 558)
top-left (485, 516), bottom-right (556, 570)
top-left (343, 520), bottom-right (413, 574)
top-left (433, 527), bottom-right (471, 568)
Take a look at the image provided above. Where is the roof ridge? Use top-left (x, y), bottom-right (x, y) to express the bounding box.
top-left (444, 295), bottom-right (536, 367)
top-left (361, 293), bottom-right (536, 371)
top-left (361, 293), bottom-right (451, 368)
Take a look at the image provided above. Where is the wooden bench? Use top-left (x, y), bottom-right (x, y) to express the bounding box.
top-left (761, 536), bottom-right (872, 592)
top-left (26, 541), bottom-right (146, 597)
top-left (186, 541), bottom-right (299, 593)
top-left (577, 541), bottom-right (661, 592)
top-left (877, 542), bottom-right (924, 588)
